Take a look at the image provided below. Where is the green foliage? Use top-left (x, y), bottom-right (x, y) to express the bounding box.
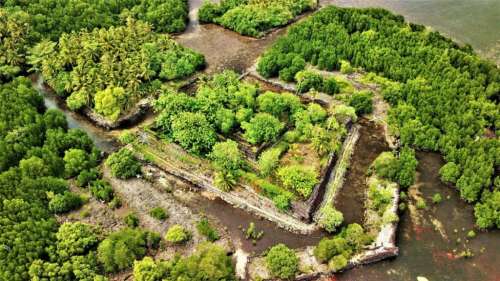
top-left (322, 77), bottom-right (340, 95)
top-left (133, 243), bottom-right (236, 281)
top-left (416, 198), bottom-right (428, 210)
top-left (295, 70), bottom-right (324, 93)
top-left (119, 131), bottom-right (136, 145)
top-left (265, 244), bottom-right (299, 280)
top-left (318, 205), bottom-right (344, 233)
top-left (94, 87), bottom-right (128, 122)
top-left (439, 162), bottom-right (460, 183)
top-left (54, 222), bottom-right (99, 260)
top-left (150, 207), bottom-right (168, 220)
top-left (165, 225), bottom-right (190, 244)
top-left (245, 222), bottom-right (264, 240)
top-left (3, 0), bottom-right (189, 41)
top-left (171, 112), bottom-right (217, 155)
top-left (210, 140), bottom-right (244, 175)
top-left (474, 190), bottom-right (500, 229)
top-left (258, 147), bottom-right (282, 176)
top-left (371, 148), bottom-right (418, 188)
top-left (0, 8), bottom-right (35, 81)
top-left (331, 104), bottom-right (357, 124)
top-left (277, 165), bottom-right (318, 198)
top-left (30, 19), bottom-right (203, 120)
top-left (196, 218), bottom-right (220, 242)
top-left (76, 168), bottom-right (100, 188)
top-left (328, 254), bottom-right (348, 271)
top-left (90, 180), bottom-right (114, 202)
top-left (106, 148), bottom-right (141, 179)
top-left (64, 149), bottom-right (92, 178)
top-left (368, 182), bottom-right (394, 216)
top-left (124, 212), bottom-right (140, 228)
top-left (97, 228), bottom-right (152, 273)
top-left (256, 5), bottom-right (499, 227)
top-left (432, 193), bottom-right (443, 204)
top-left (200, 0), bottom-right (317, 37)
top-left (242, 113), bottom-right (284, 144)
top-left (340, 60), bottom-right (354, 74)
top-left (48, 192), bottom-right (83, 214)
top-left (349, 90), bottom-right (373, 115)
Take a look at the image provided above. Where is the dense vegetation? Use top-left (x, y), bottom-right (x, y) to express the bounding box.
top-left (314, 223), bottom-right (372, 271)
top-left (257, 6), bottom-right (499, 228)
top-left (198, 0), bottom-right (317, 37)
top-left (133, 243), bottom-right (235, 281)
top-left (153, 71), bottom-right (349, 209)
top-left (265, 244), bottom-right (299, 279)
top-left (1, 0), bottom-right (189, 40)
top-left (0, 78), bottom-right (106, 280)
top-left (29, 19), bottom-right (204, 121)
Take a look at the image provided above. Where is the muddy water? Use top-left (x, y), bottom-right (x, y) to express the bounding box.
top-left (335, 119), bottom-right (390, 225)
top-left (175, 0), bottom-right (284, 74)
top-left (325, 0), bottom-right (500, 65)
top-left (337, 152), bottom-right (500, 281)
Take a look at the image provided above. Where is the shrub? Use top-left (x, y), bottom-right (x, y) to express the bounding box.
top-left (371, 152), bottom-right (399, 180)
top-left (76, 168), bottom-right (100, 188)
top-left (97, 228), bottom-right (149, 273)
top-left (165, 225), bottom-right (190, 244)
top-left (277, 165), bottom-right (318, 198)
top-left (314, 237), bottom-right (349, 263)
top-left (331, 104), bottom-right (357, 123)
top-left (48, 192), bottom-right (83, 214)
top-left (149, 207), bottom-right (168, 220)
top-left (439, 162), bottom-right (460, 183)
top-left (171, 112), bottom-right (217, 155)
top-left (124, 213), bottom-right (140, 228)
top-left (328, 255), bottom-right (348, 271)
top-left (349, 90), bottom-right (373, 115)
top-left (198, 1), bottom-right (222, 23)
top-left (119, 131), bottom-right (136, 145)
top-left (241, 113), bottom-right (284, 144)
top-left (432, 193), bottom-right (443, 204)
top-left (258, 148), bottom-right (282, 176)
top-left (109, 196), bottom-right (122, 209)
top-left (196, 218), bottom-right (220, 242)
top-left (295, 70), bottom-right (324, 93)
top-left (416, 198), bottom-right (427, 210)
top-left (265, 244), bottom-right (298, 280)
top-left (210, 140), bottom-right (243, 175)
top-left (474, 190), bottom-right (500, 229)
top-left (90, 180), bottom-right (114, 202)
top-left (106, 148), bottom-right (141, 179)
top-left (55, 222), bottom-right (99, 260)
top-left (64, 149), bottom-right (91, 177)
top-left (340, 60), bottom-right (354, 74)
top-left (322, 77), bottom-right (340, 95)
top-left (318, 205), bottom-right (344, 233)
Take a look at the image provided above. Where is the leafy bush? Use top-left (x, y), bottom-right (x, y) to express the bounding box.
top-left (76, 168), bottom-right (100, 188)
top-left (171, 112), bottom-right (217, 155)
top-left (322, 77), bottom-right (340, 95)
top-left (64, 149), bottom-right (92, 178)
top-left (432, 193), bottom-right (443, 204)
top-left (349, 90), bottom-right (373, 115)
top-left (55, 222), bottom-right (99, 260)
top-left (124, 212), bottom-right (140, 228)
top-left (242, 113), bottom-right (284, 144)
top-left (149, 207), bottom-right (168, 220)
top-left (210, 140), bottom-right (243, 175)
top-left (318, 205), bottom-right (344, 233)
top-left (196, 218), bottom-right (220, 242)
top-left (277, 165), bottom-right (318, 198)
top-left (258, 148), bottom-right (282, 176)
top-left (439, 162), bottom-right (460, 183)
top-left (474, 190), bottom-right (500, 229)
top-left (265, 244), bottom-right (299, 280)
top-left (165, 225), bottom-right (190, 244)
top-left (295, 70), bottom-right (324, 93)
top-left (48, 192), bottom-right (83, 214)
top-left (106, 148), bottom-right (141, 179)
top-left (90, 180), bottom-right (114, 202)
top-left (97, 228), bottom-right (150, 273)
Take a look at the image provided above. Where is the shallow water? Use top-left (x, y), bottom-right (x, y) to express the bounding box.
top-left (337, 152), bottom-right (500, 281)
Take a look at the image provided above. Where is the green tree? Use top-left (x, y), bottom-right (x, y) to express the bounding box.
top-left (64, 149), bottom-right (91, 177)
top-left (242, 113), bottom-right (284, 144)
top-left (266, 244), bottom-right (299, 280)
top-left (165, 225), bottom-right (190, 244)
top-left (48, 192), bottom-right (83, 214)
top-left (277, 165), bottom-right (318, 198)
top-left (55, 222), bottom-right (99, 260)
top-left (171, 112), bottom-right (217, 155)
top-left (258, 147), bottom-right (282, 176)
top-left (318, 205), bottom-right (344, 233)
top-left (210, 140), bottom-right (243, 175)
top-left (106, 148), bottom-right (141, 179)
top-left (94, 87), bottom-right (128, 122)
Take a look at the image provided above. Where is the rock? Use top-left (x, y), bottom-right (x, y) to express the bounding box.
top-left (417, 276), bottom-right (429, 281)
